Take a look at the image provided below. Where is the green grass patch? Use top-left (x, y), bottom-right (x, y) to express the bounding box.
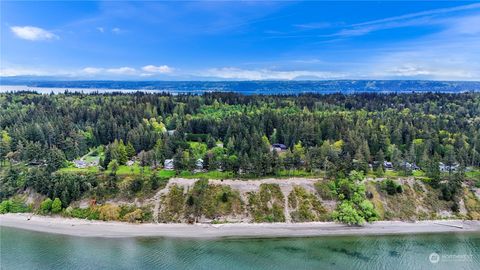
top-left (58, 166), bottom-right (99, 173)
top-left (178, 170), bottom-right (234, 179)
top-left (106, 164), bottom-right (152, 176)
top-left (466, 169), bottom-right (480, 181)
top-left (275, 169), bottom-right (319, 178)
top-left (0, 160), bottom-right (10, 169)
top-left (82, 155), bottom-right (100, 163)
top-left (158, 170), bottom-right (176, 178)
top-left (412, 170), bottom-right (426, 178)
top-left (384, 170), bottom-right (400, 178)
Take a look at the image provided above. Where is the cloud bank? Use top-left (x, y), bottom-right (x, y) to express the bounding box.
top-left (10, 26), bottom-right (58, 41)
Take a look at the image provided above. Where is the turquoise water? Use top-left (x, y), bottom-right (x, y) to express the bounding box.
top-left (1, 227), bottom-right (479, 270)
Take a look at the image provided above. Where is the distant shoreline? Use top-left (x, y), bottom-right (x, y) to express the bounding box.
top-left (1, 214), bottom-right (479, 239)
top-left (2, 83), bottom-right (479, 95)
top-left (0, 85), bottom-right (169, 94)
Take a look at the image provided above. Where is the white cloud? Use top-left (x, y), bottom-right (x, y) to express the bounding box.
top-left (363, 12), bottom-right (480, 81)
top-left (10, 26), bottom-right (58, 41)
top-left (78, 66), bottom-right (137, 76)
top-left (112, 27), bottom-right (121, 34)
top-left (0, 66), bottom-right (78, 77)
top-left (375, 64), bottom-right (476, 80)
top-left (0, 67), bottom-right (47, 77)
top-left (199, 67), bottom-right (346, 80)
top-left (142, 65), bottom-right (173, 73)
top-left (368, 46), bottom-right (480, 80)
top-left (387, 64), bottom-right (432, 76)
top-left (97, 27), bottom-right (105, 33)
top-left (294, 22), bottom-right (332, 29)
top-left (291, 3), bottom-right (480, 39)
top-left (352, 3), bottom-right (480, 27)
top-left (81, 67), bottom-right (104, 74)
top-left (446, 15), bottom-right (480, 35)
top-left (79, 66), bottom-right (173, 77)
top-left (106, 67), bottom-right (136, 75)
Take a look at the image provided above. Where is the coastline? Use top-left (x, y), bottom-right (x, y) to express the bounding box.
top-left (1, 213), bottom-right (479, 239)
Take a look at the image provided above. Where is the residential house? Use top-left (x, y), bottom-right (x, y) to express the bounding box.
top-left (400, 161), bottom-right (420, 170)
top-left (271, 143), bottom-right (288, 152)
top-left (439, 162), bottom-right (459, 172)
top-left (194, 158), bottom-right (204, 172)
top-left (383, 161), bottom-right (393, 170)
top-left (73, 159), bottom-right (99, 168)
top-left (195, 158), bottom-right (204, 170)
top-left (74, 160), bottom-right (87, 168)
top-left (164, 159), bottom-right (174, 170)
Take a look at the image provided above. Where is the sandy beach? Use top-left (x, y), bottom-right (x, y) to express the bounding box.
top-left (1, 213), bottom-right (479, 238)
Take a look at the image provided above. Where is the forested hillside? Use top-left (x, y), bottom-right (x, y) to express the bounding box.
top-left (0, 92), bottom-right (479, 223)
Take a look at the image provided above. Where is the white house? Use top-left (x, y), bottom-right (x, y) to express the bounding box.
top-left (383, 161), bottom-right (393, 169)
top-left (196, 158), bottom-right (204, 169)
top-left (74, 160), bottom-right (87, 168)
top-left (192, 158), bottom-right (204, 173)
top-left (439, 162), bottom-right (459, 172)
top-left (164, 159), bottom-right (174, 170)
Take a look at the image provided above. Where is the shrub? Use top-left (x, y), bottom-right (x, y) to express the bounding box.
top-left (51, 198), bottom-right (62, 213)
top-left (314, 181), bottom-right (336, 200)
top-left (359, 200), bottom-right (378, 222)
top-left (40, 198), bottom-right (53, 214)
top-left (248, 184), bottom-right (285, 222)
top-left (130, 177), bottom-right (143, 193)
top-left (0, 200), bottom-right (12, 214)
top-left (221, 192), bottom-right (229, 203)
top-left (123, 209), bottom-right (143, 222)
top-left (68, 207), bottom-right (89, 219)
top-left (382, 179), bottom-right (403, 195)
top-left (98, 204), bottom-right (120, 221)
top-left (0, 198), bottom-right (30, 214)
top-left (332, 171), bottom-right (379, 225)
top-left (451, 202), bottom-right (459, 212)
top-left (150, 174), bottom-right (163, 190)
top-left (67, 207), bottom-right (100, 220)
top-left (385, 180), bottom-right (397, 195)
top-left (158, 184), bottom-right (186, 223)
top-left (119, 204), bottom-right (136, 217)
top-left (332, 201), bottom-right (365, 225)
top-left (183, 180), bottom-right (243, 221)
top-left (289, 186), bottom-right (328, 222)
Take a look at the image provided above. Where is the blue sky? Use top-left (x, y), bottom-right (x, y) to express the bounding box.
top-left (1, 1), bottom-right (480, 80)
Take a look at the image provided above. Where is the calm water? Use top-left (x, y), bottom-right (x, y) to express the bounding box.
top-left (2, 80), bottom-right (480, 95)
top-left (1, 227), bottom-right (479, 270)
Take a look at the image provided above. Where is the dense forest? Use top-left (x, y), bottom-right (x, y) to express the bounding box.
top-left (0, 92), bottom-right (479, 220)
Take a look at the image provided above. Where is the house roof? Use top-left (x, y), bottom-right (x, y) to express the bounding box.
top-left (272, 143), bottom-right (287, 149)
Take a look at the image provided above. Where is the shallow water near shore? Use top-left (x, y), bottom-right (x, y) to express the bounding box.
top-left (1, 227), bottom-right (479, 270)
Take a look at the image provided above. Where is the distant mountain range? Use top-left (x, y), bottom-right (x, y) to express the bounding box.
top-left (1, 78), bottom-right (479, 94)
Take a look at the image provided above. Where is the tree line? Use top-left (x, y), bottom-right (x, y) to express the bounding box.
top-left (1, 92), bottom-right (479, 202)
